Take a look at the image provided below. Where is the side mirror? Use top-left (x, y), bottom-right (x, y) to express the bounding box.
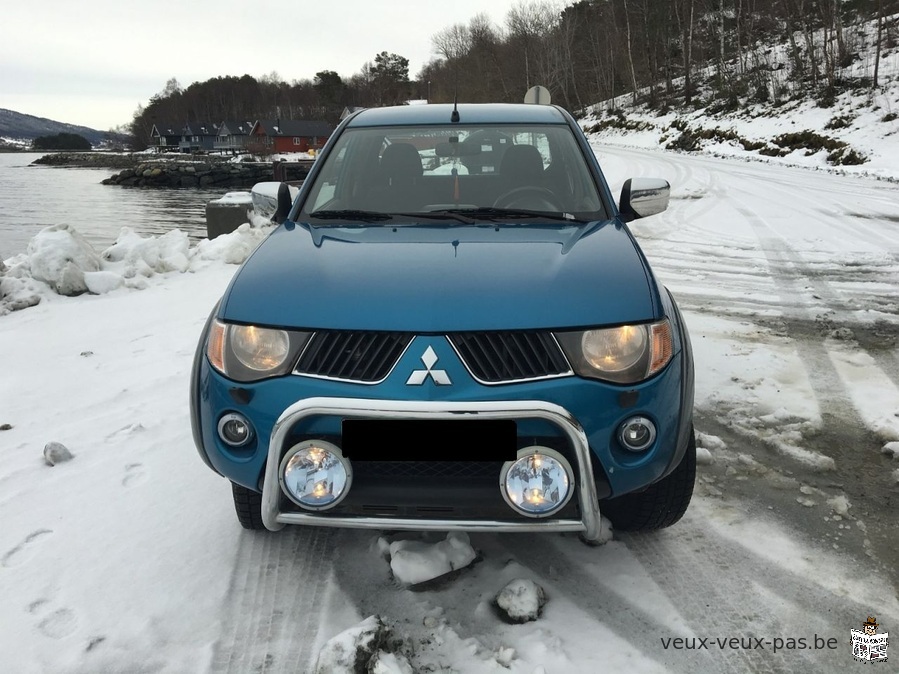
top-left (618, 178), bottom-right (670, 222)
top-left (274, 182), bottom-right (293, 224)
top-left (251, 181), bottom-right (293, 221)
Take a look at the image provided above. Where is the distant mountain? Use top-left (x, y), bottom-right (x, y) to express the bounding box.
top-left (0, 108), bottom-right (123, 147)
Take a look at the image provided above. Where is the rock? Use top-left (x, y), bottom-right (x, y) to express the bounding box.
top-left (206, 197), bottom-right (252, 239)
top-left (881, 441), bottom-right (899, 459)
top-left (0, 275), bottom-right (42, 312)
top-left (495, 578), bottom-right (547, 623)
top-left (827, 494), bottom-right (851, 516)
top-left (43, 442), bottom-right (74, 466)
top-left (100, 159), bottom-right (275, 189)
top-left (31, 153), bottom-right (137, 169)
top-left (829, 327), bottom-right (854, 340)
top-left (314, 615), bottom-right (409, 674)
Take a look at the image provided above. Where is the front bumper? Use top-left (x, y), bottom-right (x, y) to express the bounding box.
top-left (261, 397), bottom-right (604, 543)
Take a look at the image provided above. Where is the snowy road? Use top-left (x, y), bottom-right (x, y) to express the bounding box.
top-left (599, 145), bottom-right (899, 588)
top-left (1, 146), bottom-right (898, 673)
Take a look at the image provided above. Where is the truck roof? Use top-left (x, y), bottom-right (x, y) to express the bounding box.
top-left (345, 103), bottom-right (569, 127)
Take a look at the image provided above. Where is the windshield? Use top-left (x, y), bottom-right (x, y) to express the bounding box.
top-left (298, 124), bottom-right (607, 225)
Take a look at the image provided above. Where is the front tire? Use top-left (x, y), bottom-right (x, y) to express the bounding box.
top-left (602, 429), bottom-right (696, 532)
top-left (231, 482), bottom-right (266, 530)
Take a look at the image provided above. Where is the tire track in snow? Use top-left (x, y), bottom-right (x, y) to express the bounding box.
top-left (617, 509), bottom-right (896, 674)
top-left (724, 164), bottom-right (899, 252)
top-left (732, 199), bottom-right (892, 445)
top-left (498, 529), bottom-right (787, 674)
top-left (500, 513), bottom-right (891, 673)
top-left (717, 198), bottom-right (899, 584)
top-left (210, 527), bottom-right (336, 674)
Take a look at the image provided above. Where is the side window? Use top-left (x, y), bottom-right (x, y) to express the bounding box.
top-left (308, 146), bottom-right (346, 211)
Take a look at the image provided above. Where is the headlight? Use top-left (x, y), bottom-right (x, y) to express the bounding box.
top-left (231, 325), bottom-right (290, 371)
top-left (206, 319), bottom-right (311, 382)
top-left (556, 319), bottom-right (673, 384)
top-left (582, 324), bottom-right (646, 372)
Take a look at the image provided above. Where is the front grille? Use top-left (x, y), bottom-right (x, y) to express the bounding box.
top-left (295, 331), bottom-right (412, 382)
top-left (449, 331), bottom-right (571, 383)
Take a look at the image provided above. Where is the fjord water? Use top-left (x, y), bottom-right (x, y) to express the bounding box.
top-left (0, 153), bottom-right (227, 259)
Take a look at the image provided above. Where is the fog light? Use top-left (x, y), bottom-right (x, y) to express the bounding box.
top-left (218, 413), bottom-right (254, 447)
top-left (500, 447), bottom-right (573, 518)
top-left (618, 416), bottom-right (656, 452)
top-left (279, 440), bottom-right (352, 511)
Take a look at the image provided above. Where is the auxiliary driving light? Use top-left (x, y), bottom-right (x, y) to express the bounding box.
top-left (618, 416), bottom-right (657, 452)
top-left (279, 440), bottom-right (352, 511)
top-left (500, 447), bottom-right (574, 518)
top-left (217, 413), bottom-right (254, 447)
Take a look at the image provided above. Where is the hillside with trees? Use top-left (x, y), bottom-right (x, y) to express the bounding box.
top-left (0, 108), bottom-right (122, 149)
top-left (128, 51), bottom-right (415, 151)
top-left (128, 1), bottom-right (898, 150)
top-left (424, 0), bottom-right (898, 111)
top-left (31, 133), bottom-right (91, 151)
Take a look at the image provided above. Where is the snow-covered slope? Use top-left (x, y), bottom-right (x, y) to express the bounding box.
top-left (582, 13), bottom-right (899, 181)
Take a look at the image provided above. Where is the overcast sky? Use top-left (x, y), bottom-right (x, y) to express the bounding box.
top-left (0, 0), bottom-right (526, 131)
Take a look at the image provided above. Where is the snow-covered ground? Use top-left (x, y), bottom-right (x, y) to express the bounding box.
top-left (2, 136), bottom-right (899, 671)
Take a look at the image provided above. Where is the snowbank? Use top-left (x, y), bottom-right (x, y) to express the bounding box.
top-left (0, 213), bottom-right (273, 316)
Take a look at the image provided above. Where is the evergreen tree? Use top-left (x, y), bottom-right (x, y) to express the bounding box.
top-left (32, 133), bottom-right (91, 151)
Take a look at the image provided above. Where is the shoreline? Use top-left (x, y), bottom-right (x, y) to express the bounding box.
top-left (29, 152), bottom-right (276, 188)
top-left (31, 152), bottom-right (138, 169)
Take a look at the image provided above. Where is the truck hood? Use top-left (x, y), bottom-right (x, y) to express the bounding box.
top-left (220, 222), bottom-right (659, 332)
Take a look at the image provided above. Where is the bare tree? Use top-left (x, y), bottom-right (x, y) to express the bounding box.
top-left (874, 0), bottom-right (884, 88)
top-left (674, 0), bottom-right (697, 104)
top-left (432, 23), bottom-right (472, 61)
top-left (506, 1), bottom-right (560, 90)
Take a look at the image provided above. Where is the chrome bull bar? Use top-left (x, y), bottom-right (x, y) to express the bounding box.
top-left (261, 397), bottom-right (603, 543)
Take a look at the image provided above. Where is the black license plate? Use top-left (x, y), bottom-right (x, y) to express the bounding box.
top-left (341, 419), bottom-right (517, 462)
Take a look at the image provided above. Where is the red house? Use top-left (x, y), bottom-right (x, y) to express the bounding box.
top-left (250, 119), bottom-right (333, 154)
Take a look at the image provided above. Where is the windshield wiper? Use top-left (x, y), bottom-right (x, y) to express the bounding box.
top-left (307, 210), bottom-right (476, 225)
top-left (308, 209), bottom-right (393, 222)
top-left (435, 207), bottom-right (584, 223)
top-left (392, 211), bottom-right (476, 224)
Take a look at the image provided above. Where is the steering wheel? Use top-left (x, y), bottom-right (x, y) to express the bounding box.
top-left (493, 186), bottom-right (563, 211)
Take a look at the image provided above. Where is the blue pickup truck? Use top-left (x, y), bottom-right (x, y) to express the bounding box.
top-left (190, 103), bottom-right (694, 544)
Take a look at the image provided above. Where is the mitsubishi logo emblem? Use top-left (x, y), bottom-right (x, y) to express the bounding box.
top-left (406, 346), bottom-right (452, 385)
